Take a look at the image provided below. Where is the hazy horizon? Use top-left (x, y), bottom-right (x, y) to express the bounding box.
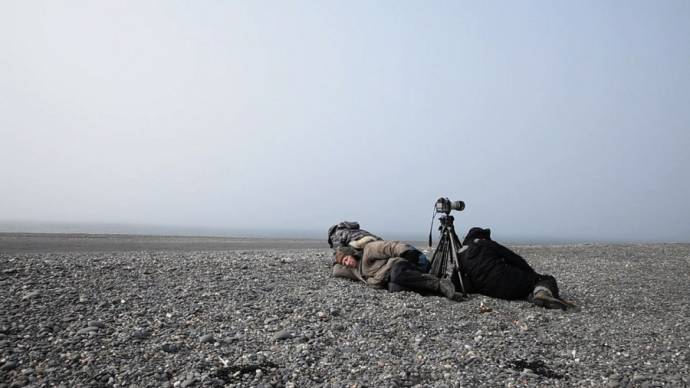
top-left (2, 1), bottom-right (689, 243)
top-left (1, 220), bottom-right (685, 245)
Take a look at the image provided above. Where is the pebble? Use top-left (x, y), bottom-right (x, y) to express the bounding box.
top-left (87, 321), bottom-right (106, 328)
top-left (1, 360), bottom-right (18, 371)
top-left (274, 329), bottom-right (293, 341)
top-left (131, 329), bottom-right (151, 339)
top-left (317, 311), bottom-right (329, 321)
top-left (264, 317), bottom-right (279, 325)
top-left (21, 291), bottom-right (40, 301)
top-left (162, 343), bottom-right (180, 353)
top-left (77, 326), bottom-right (99, 335)
top-left (180, 376), bottom-right (195, 387)
top-left (199, 334), bottom-right (215, 343)
top-left (2, 245), bottom-right (690, 387)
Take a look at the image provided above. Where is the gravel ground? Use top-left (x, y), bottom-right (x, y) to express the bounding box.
top-left (1, 237), bottom-right (689, 387)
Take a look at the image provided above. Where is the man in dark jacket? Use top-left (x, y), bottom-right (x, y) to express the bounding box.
top-left (459, 227), bottom-right (571, 310)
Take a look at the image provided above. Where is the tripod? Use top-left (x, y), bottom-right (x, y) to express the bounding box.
top-left (429, 214), bottom-right (467, 296)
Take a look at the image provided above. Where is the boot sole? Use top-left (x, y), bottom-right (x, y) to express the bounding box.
top-left (534, 296), bottom-right (569, 311)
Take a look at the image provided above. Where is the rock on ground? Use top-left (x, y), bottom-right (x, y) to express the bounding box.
top-left (1, 240), bottom-right (689, 387)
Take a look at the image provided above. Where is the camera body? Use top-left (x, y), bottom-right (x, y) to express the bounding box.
top-left (435, 197), bottom-right (465, 214)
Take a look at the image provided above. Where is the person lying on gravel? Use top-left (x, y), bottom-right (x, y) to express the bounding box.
top-left (459, 227), bottom-right (573, 310)
top-left (328, 221), bottom-right (431, 271)
top-left (331, 240), bottom-right (460, 301)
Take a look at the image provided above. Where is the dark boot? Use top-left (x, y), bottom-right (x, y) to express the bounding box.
top-left (437, 277), bottom-right (459, 300)
top-left (532, 289), bottom-right (571, 310)
top-left (417, 274), bottom-right (461, 301)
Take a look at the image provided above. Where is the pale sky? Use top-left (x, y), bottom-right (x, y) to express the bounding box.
top-left (1, 1), bottom-right (689, 242)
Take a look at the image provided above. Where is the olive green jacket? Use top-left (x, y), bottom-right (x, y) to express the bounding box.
top-left (332, 240), bottom-right (410, 289)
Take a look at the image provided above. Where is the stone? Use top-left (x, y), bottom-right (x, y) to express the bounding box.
top-left (77, 327), bottom-right (99, 335)
top-left (180, 376), bottom-right (195, 388)
top-left (87, 321), bottom-right (106, 328)
top-left (131, 329), bottom-right (151, 340)
top-left (21, 291), bottom-right (40, 301)
top-left (162, 343), bottom-right (180, 353)
top-left (274, 330), bottom-right (293, 341)
top-left (1, 360), bottom-right (18, 371)
top-left (263, 317), bottom-right (279, 325)
top-left (317, 311), bottom-right (329, 321)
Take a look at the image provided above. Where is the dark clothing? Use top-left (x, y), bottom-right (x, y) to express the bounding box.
top-left (459, 238), bottom-right (559, 299)
top-left (327, 221), bottom-right (382, 249)
top-left (387, 260), bottom-right (440, 294)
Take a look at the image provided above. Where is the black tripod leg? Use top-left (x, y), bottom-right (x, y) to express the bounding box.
top-left (430, 231), bottom-right (448, 278)
top-left (448, 229), bottom-right (467, 296)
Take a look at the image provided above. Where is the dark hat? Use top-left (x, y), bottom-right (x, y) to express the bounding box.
top-left (463, 227), bottom-right (491, 245)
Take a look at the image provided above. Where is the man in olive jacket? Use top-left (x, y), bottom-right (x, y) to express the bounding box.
top-left (332, 240), bottom-right (459, 300)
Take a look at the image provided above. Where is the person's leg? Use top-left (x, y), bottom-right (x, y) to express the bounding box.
top-left (482, 267), bottom-right (535, 300)
top-left (387, 282), bottom-right (412, 293)
top-left (480, 266), bottom-right (572, 310)
top-left (533, 274), bottom-right (559, 298)
top-left (530, 273), bottom-right (571, 310)
top-left (388, 261), bottom-right (458, 300)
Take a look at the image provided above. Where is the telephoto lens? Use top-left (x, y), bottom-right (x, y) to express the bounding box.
top-left (450, 201), bottom-right (465, 212)
top-left (435, 198), bottom-right (465, 214)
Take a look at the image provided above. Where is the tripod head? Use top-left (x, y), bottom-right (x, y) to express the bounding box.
top-left (438, 214), bottom-right (455, 228)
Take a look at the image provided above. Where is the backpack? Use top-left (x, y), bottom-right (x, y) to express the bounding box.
top-left (327, 221), bottom-right (382, 249)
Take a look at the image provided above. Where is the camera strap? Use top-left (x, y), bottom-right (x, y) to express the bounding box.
top-left (427, 207), bottom-right (437, 249)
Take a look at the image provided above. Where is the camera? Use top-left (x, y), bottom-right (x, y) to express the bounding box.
top-left (435, 197), bottom-right (465, 214)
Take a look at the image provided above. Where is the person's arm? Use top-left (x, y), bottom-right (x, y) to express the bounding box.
top-left (363, 241), bottom-right (410, 264)
top-left (332, 264), bottom-right (360, 281)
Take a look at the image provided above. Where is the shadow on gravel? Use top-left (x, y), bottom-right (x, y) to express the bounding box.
top-left (211, 362), bottom-right (279, 383)
top-left (509, 359), bottom-right (564, 379)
